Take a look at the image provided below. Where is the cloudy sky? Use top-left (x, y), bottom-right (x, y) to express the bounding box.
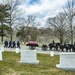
top-left (19, 0), bottom-right (69, 27)
top-left (0, 0), bottom-right (69, 27)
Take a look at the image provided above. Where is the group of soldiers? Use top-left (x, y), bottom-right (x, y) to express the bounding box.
top-left (4, 40), bottom-right (20, 48)
top-left (42, 41), bottom-right (75, 52)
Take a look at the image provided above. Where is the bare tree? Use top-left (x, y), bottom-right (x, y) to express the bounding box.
top-left (16, 15), bottom-right (37, 43)
top-left (63, 0), bottom-right (75, 44)
top-left (30, 27), bottom-right (41, 41)
top-left (46, 13), bottom-right (68, 44)
top-left (2, 0), bottom-right (21, 41)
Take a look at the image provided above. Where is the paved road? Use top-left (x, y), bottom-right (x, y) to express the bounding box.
top-left (0, 44), bottom-right (60, 55)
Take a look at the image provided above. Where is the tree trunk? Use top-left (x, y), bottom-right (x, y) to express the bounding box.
top-left (9, 21), bottom-right (13, 41)
top-left (60, 34), bottom-right (63, 44)
top-left (60, 39), bottom-right (63, 44)
top-left (71, 30), bottom-right (73, 44)
top-left (1, 23), bottom-right (4, 42)
top-left (1, 27), bottom-right (3, 42)
top-left (10, 33), bottom-right (12, 41)
top-left (70, 18), bottom-right (73, 45)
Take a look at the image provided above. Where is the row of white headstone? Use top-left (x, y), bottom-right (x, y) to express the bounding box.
top-left (0, 47), bottom-right (40, 64)
top-left (0, 47), bottom-right (20, 61)
top-left (0, 47), bottom-right (20, 53)
top-left (0, 47), bottom-right (75, 71)
top-left (0, 47), bottom-right (54, 64)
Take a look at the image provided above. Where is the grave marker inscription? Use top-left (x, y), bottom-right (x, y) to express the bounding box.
top-left (19, 50), bottom-right (39, 64)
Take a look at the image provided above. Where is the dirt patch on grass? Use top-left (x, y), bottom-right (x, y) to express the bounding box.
top-left (3, 68), bottom-right (19, 75)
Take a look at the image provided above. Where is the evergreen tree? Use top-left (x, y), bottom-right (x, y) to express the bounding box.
top-left (0, 4), bottom-right (9, 42)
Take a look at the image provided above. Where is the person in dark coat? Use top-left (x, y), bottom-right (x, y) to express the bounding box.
top-left (4, 40), bottom-right (8, 48)
top-left (12, 41), bottom-right (16, 48)
top-left (8, 41), bottom-right (12, 48)
top-left (17, 41), bottom-right (20, 48)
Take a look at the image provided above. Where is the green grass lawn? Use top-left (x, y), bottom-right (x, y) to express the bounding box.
top-left (0, 52), bottom-right (75, 75)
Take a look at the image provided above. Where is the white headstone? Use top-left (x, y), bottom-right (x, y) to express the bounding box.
top-left (1, 47), bottom-right (4, 52)
top-left (50, 51), bottom-right (54, 56)
top-left (0, 50), bottom-right (2, 61)
top-left (56, 52), bottom-right (75, 71)
top-left (19, 50), bottom-right (39, 64)
top-left (15, 48), bottom-right (19, 53)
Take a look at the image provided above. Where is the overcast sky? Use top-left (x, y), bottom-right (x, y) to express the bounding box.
top-left (0, 0), bottom-right (69, 27)
top-left (19, 0), bottom-right (69, 27)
